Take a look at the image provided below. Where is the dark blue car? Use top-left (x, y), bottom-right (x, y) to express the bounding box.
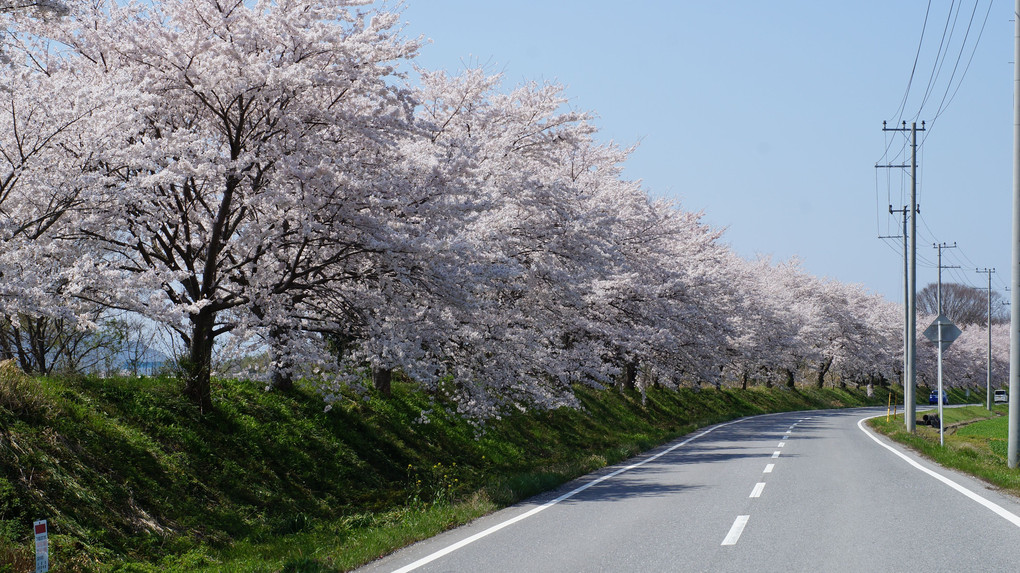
top-left (929, 390), bottom-right (948, 405)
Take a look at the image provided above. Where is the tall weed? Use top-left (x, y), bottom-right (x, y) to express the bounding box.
top-left (0, 360), bottom-right (47, 415)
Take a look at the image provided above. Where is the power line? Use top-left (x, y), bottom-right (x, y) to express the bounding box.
top-left (920, 0), bottom-right (994, 146)
top-left (881, 1), bottom-right (994, 149)
top-left (918, 210), bottom-right (942, 244)
top-left (948, 246), bottom-right (988, 283)
top-left (915, 0), bottom-right (963, 120)
top-left (947, 265), bottom-right (979, 288)
top-left (891, 0), bottom-right (934, 127)
top-left (931, 0), bottom-right (993, 122)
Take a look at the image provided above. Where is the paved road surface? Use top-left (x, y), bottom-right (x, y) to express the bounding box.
top-left (356, 407), bottom-right (1020, 572)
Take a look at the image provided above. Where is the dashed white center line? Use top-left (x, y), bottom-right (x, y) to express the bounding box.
top-left (778, 442), bottom-right (785, 448)
top-left (722, 515), bottom-right (750, 546)
top-left (764, 463), bottom-right (774, 473)
top-left (749, 482), bottom-right (766, 498)
top-left (771, 451), bottom-right (781, 458)
top-left (783, 434), bottom-right (791, 439)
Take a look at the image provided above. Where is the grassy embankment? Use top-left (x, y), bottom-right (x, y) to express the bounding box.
top-left (868, 398), bottom-right (1020, 499)
top-left (0, 362), bottom-right (894, 572)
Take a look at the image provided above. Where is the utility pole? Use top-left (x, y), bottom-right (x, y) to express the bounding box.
top-left (934, 242), bottom-right (959, 315)
top-left (879, 121), bottom-right (924, 431)
top-left (1010, 0), bottom-right (1020, 469)
top-left (885, 206), bottom-right (910, 400)
top-left (977, 268), bottom-right (995, 411)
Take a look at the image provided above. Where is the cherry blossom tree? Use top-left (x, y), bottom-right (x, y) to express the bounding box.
top-left (0, 32), bottom-right (123, 376)
top-left (380, 69), bottom-right (620, 413)
top-left (35, 0), bottom-right (421, 410)
top-left (0, 62), bottom-right (98, 307)
top-left (822, 283), bottom-right (900, 386)
top-left (719, 256), bottom-right (901, 389)
top-left (937, 321), bottom-right (1009, 391)
top-left (723, 257), bottom-right (813, 388)
top-left (599, 199), bottom-right (735, 391)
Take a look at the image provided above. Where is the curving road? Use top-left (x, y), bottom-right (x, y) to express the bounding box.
top-left (356, 407), bottom-right (1020, 572)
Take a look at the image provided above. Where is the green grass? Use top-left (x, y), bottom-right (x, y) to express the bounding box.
top-left (868, 402), bottom-right (1020, 498)
top-left (920, 403), bottom-right (999, 426)
top-left (958, 413), bottom-right (1009, 437)
top-left (0, 367), bottom-right (894, 572)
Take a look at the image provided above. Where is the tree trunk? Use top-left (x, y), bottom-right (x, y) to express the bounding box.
top-left (373, 367), bottom-right (392, 396)
top-left (785, 369), bottom-right (795, 388)
top-left (271, 369), bottom-right (294, 392)
top-left (0, 324), bottom-right (12, 362)
top-left (622, 361), bottom-right (637, 391)
top-left (28, 317), bottom-right (48, 375)
top-left (816, 356), bottom-right (833, 389)
top-left (741, 371), bottom-right (748, 390)
top-left (269, 326), bottom-right (294, 391)
top-left (615, 358), bottom-right (637, 390)
top-left (183, 308), bottom-right (215, 413)
top-left (12, 324), bottom-right (32, 374)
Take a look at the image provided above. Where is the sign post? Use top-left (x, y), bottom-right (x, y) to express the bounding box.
top-left (34, 520), bottom-right (49, 573)
top-left (924, 314), bottom-right (962, 446)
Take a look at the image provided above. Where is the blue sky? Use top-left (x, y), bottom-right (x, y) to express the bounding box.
top-left (399, 1), bottom-right (1012, 303)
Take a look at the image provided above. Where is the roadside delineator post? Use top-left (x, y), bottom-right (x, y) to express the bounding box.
top-left (34, 520), bottom-right (49, 573)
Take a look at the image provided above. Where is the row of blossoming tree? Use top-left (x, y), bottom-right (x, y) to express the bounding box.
top-left (0, 0), bottom-right (1006, 416)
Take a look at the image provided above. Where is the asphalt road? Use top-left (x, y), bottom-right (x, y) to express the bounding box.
top-left (356, 407), bottom-right (1020, 572)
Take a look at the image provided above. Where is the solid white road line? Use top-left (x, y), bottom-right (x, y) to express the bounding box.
top-left (771, 451), bottom-right (781, 458)
top-left (858, 416), bottom-right (1020, 529)
top-left (721, 515), bottom-right (750, 546)
top-left (388, 416), bottom-right (752, 573)
top-left (764, 463), bottom-right (774, 473)
top-left (749, 482), bottom-right (766, 498)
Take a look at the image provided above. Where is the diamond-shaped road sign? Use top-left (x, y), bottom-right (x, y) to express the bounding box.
top-left (923, 313), bottom-right (962, 351)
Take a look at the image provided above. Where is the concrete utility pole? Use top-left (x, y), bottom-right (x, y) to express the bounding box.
top-left (885, 206), bottom-right (909, 404)
top-left (976, 268), bottom-right (995, 411)
top-left (1010, 0), bottom-right (1020, 469)
top-left (934, 242), bottom-right (959, 315)
top-left (879, 121), bottom-right (924, 431)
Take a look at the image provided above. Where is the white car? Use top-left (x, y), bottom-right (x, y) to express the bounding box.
top-left (994, 389), bottom-right (1008, 404)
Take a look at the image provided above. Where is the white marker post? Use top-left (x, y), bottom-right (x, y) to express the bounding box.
top-left (937, 322), bottom-right (945, 446)
top-left (34, 520), bottom-right (49, 573)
